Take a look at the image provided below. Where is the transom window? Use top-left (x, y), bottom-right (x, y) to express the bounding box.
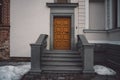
top-left (55, 0), bottom-right (70, 3)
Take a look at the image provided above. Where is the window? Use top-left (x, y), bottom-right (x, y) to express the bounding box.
top-left (105, 0), bottom-right (119, 29)
top-left (55, 0), bottom-right (70, 3)
top-left (113, 0), bottom-right (118, 29)
top-left (89, 0), bottom-right (105, 30)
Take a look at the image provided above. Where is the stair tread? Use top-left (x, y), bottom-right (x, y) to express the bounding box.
top-left (44, 50), bottom-right (79, 54)
top-left (41, 50), bottom-right (83, 72)
top-left (42, 62), bottom-right (82, 66)
top-left (42, 54), bottom-right (81, 58)
top-left (42, 57), bottom-right (82, 61)
top-left (42, 66), bottom-right (82, 71)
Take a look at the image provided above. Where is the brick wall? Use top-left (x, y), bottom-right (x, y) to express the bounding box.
top-left (0, 27), bottom-right (10, 59)
top-left (0, 0), bottom-right (10, 60)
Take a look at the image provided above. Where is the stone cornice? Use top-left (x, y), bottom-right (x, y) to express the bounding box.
top-left (83, 28), bottom-right (120, 33)
top-left (46, 3), bottom-right (78, 8)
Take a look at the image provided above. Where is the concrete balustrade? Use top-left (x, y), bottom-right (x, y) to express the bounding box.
top-left (30, 34), bottom-right (48, 73)
top-left (77, 35), bottom-right (94, 73)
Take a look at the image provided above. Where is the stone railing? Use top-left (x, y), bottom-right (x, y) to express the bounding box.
top-left (77, 35), bottom-right (94, 73)
top-left (30, 34), bottom-right (48, 72)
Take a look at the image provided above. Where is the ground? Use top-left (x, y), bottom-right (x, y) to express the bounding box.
top-left (22, 72), bottom-right (119, 80)
top-left (0, 62), bottom-right (119, 80)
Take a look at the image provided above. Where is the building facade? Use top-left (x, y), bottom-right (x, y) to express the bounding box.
top-left (0, 0), bottom-right (120, 58)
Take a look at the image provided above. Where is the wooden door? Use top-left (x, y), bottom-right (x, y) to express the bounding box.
top-left (53, 17), bottom-right (71, 50)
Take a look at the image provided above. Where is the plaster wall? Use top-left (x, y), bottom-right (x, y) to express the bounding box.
top-left (85, 32), bottom-right (108, 42)
top-left (10, 0), bottom-right (120, 57)
top-left (10, 0), bottom-right (79, 57)
top-left (10, 0), bottom-right (53, 57)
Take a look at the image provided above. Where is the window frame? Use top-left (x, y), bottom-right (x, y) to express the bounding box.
top-left (105, 0), bottom-right (119, 30)
top-left (117, 0), bottom-right (120, 28)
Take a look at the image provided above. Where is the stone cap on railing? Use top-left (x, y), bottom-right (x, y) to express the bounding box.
top-left (77, 35), bottom-right (93, 46)
top-left (31, 34), bottom-right (48, 46)
top-left (30, 34), bottom-right (48, 73)
top-left (36, 34), bottom-right (48, 44)
top-left (77, 34), bottom-right (95, 73)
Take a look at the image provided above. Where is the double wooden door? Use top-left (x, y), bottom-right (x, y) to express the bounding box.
top-left (53, 16), bottom-right (71, 50)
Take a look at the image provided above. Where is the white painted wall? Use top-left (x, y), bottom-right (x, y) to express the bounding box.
top-left (10, 0), bottom-right (79, 57)
top-left (86, 31), bottom-right (120, 45)
top-left (10, 0), bottom-right (120, 57)
top-left (10, 0), bottom-right (53, 57)
top-left (85, 33), bottom-right (108, 41)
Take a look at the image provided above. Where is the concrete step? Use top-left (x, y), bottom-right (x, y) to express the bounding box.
top-left (41, 50), bottom-right (83, 73)
top-left (42, 57), bottom-right (82, 62)
top-left (42, 70), bottom-right (82, 73)
top-left (42, 54), bottom-right (81, 58)
top-left (44, 50), bottom-right (79, 54)
top-left (42, 66), bottom-right (82, 71)
top-left (42, 62), bottom-right (82, 66)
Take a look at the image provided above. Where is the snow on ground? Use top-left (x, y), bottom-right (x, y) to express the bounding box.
top-left (94, 65), bottom-right (116, 75)
top-left (0, 63), bottom-right (117, 80)
top-left (0, 62), bottom-right (30, 80)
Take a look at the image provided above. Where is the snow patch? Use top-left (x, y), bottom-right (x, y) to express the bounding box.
top-left (0, 63), bottom-right (30, 80)
top-left (0, 63), bottom-right (117, 80)
top-left (94, 65), bottom-right (116, 75)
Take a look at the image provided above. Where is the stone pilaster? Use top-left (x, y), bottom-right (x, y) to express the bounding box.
top-left (78, 0), bottom-right (86, 34)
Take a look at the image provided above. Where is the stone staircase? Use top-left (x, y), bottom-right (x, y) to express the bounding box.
top-left (41, 50), bottom-right (83, 73)
top-left (30, 34), bottom-right (94, 74)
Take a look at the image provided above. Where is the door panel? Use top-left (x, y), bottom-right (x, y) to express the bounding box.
top-left (53, 17), bottom-right (71, 50)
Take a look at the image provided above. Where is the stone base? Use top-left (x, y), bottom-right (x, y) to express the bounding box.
top-left (21, 73), bottom-right (92, 80)
top-left (21, 72), bottom-right (119, 80)
top-left (83, 69), bottom-right (95, 74)
top-left (29, 69), bottom-right (42, 73)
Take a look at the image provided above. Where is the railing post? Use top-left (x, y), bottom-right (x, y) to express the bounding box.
top-left (30, 34), bottom-right (48, 73)
top-left (83, 44), bottom-right (94, 73)
top-left (77, 35), bottom-right (95, 73)
top-left (30, 44), bottom-right (42, 72)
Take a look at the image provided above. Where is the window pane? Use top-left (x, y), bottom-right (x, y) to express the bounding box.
top-left (113, 0), bottom-right (117, 28)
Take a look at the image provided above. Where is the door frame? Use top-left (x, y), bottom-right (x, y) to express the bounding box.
top-left (50, 13), bottom-right (75, 50)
